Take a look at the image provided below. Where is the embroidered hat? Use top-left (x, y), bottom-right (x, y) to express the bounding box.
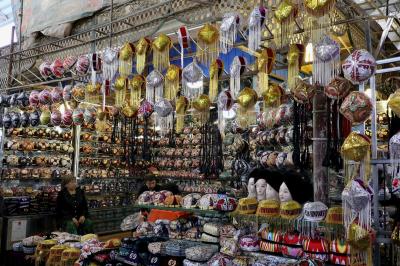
top-left (182, 193), bottom-right (202, 209)
top-left (239, 235), bottom-right (260, 252)
top-left (257, 200), bottom-right (280, 218)
top-left (325, 206), bottom-right (343, 225)
top-left (215, 197), bottom-right (237, 212)
top-left (220, 237), bottom-right (239, 257)
top-left (303, 201), bottom-right (328, 222)
top-left (280, 200), bottom-right (302, 220)
top-left (207, 253), bottom-right (233, 266)
top-left (236, 197), bottom-right (258, 214)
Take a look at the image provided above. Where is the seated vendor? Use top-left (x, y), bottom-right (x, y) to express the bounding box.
top-left (56, 176), bottom-right (93, 235)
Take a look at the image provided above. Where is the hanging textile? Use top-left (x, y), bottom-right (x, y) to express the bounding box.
top-left (193, 94), bottom-right (211, 125)
top-left (102, 47), bottom-right (118, 109)
top-left (220, 12), bottom-right (241, 54)
top-left (313, 35), bottom-right (341, 86)
top-left (236, 87), bottom-right (258, 129)
top-left (248, 6), bottom-right (267, 51)
top-left (230, 56), bottom-right (246, 99)
top-left (119, 43), bottom-right (135, 77)
top-left (136, 37), bottom-right (151, 75)
top-left (114, 76), bottom-right (128, 107)
top-left (182, 59), bottom-right (204, 100)
top-left (177, 26), bottom-right (191, 68)
top-left (165, 64), bottom-right (181, 100)
top-left (176, 96), bottom-right (189, 133)
top-left (274, 0), bottom-right (297, 47)
top-left (209, 59), bottom-right (224, 102)
top-left (130, 75), bottom-right (145, 108)
top-left (304, 0), bottom-right (336, 43)
top-left (145, 70), bottom-right (164, 104)
top-left (152, 33), bottom-right (172, 71)
top-left (257, 47), bottom-right (276, 98)
top-left (197, 23), bottom-right (219, 66)
top-left (287, 44), bottom-right (304, 92)
top-left (154, 98), bottom-right (174, 136)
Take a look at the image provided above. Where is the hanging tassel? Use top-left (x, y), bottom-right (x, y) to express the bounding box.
top-left (274, 0), bottom-right (297, 48)
top-left (177, 26), bottom-right (191, 68)
top-left (152, 33), bottom-right (171, 72)
top-left (165, 64), bottom-right (181, 100)
top-left (118, 43), bottom-right (135, 77)
top-left (130, 75), bottom-right (144, 108)
top-left (102, 47), bottom-right (118, 110)
top-left (182, 59), bottom-right (204, 100)
top-left (209, 59), bottom-right (224, 102)
top-left (197, 24), bottom-right (219, 66)
top-left (176, 96), bottom-right (188, 133)
top-left (193, 94), bottom-right (211, 125)
top-left (114, 76), bottom-right (127, 107)
top-left (257, 47), bottom-right (276, 98)
top-left (136, 37), bottom-right (151, 75)
top-left (230, 56), bottom-right (246, 99)
top-left (220, 12), bottom-right (241, 54)
top-left (146, 70), bottom-right (164, 104)
top-left (287, 44), bottom-right (304, 91)
top-left (313, 35), bottom-right (341, 86)
top-left (248, 6), bottom-right (267, 51)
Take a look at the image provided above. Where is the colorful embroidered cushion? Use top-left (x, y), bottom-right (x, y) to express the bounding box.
top-left (329, 239), bottom-right (350, 266)
top-left (220, 224), bottom-right (237, 238)
top-left (260, 230), bottom-right (283, 253)
top-left (281, 232), bottom-right (304, 259)
top-left (303, 238), bottom-right (330, 262)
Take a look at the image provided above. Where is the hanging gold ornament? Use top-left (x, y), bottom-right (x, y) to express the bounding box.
top-left (257, 48), bottom-right (276, 100)
top-left (114, 76), bottom-right (127, 107)
top-left (237, 87), bottom-right (258, 128)
top-left (388, 89), bottom-right (400, 117)
top-left (209, 59), bottom-right (224, 102)
top-left (193, 94), bottom-right (211, 125)
top-left (118, 43), bottom-right (135, 77)
top-left (165, 64), bottom-right (181, 100)
top-left (197, 24), bottom-right (219, 66)
top-left (152, 33), bottom-right (171, 71)
top-left (129, 75), bottom-right (145, 108)
top-left (274, 0), bottom-right (297, 47)
top-left (176, 96), bottom-right (189, 133)
top-left (304, 0), bottom-right (336, 43)
top-left (304, 0), bottom-right (335, 17)
top-left (262, 84), bottom-right (284, 107)
top-left (122, 100), bottom-right (138, 118)
top-left (85, 82), bottom-right (101, 104)
top-left (287, 44), bottom-right (304, 91)
top-left (135, 37), bottom-right (151, 75)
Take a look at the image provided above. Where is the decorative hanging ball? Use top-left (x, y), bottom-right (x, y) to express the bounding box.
top-left (20, 112), bottom-right (29, 127)
top-left (62, 109), bottom-right (73, 126)
top-left (10, 112), bottom-right (21, 128)
top-left (238, 87), bottom-right (258, 110)
top-left (84, 107), bottom-right (97, 124)
top-left (51, 110), bottom-right (62, 126)
top-left (63, 55), bottom-right (77, 70)
top-left (154, 98), bottom-right (173, 117)
top-left (114, 76), bottom-right (127, 91)
top-left (39, 89), bottom-right (52, 105)
top-left (291, 77), bottom-right (315, 104)
top-left (262, 84), bottom-right (284, 107)
top-left (122, 101), bottom-right (138, 118)
top-left (324, 76), bottom-right (352, 100)
top-left (388, 89), bottom-right (400, 117)
top-left (138, 100), bottom-right (154, 118)
top-left (39, 61), bottom-right (52, 79)
top-left (72, 108), bottom-right (84, 126)
top-left (51, 87), bottom-right (63, 103)
top-left (342, 49), bottom-right (377, 84)
top-left (63, 85), bottom-right (73, 101)
top-left (274, 0), bottom-right (295, 22)
top-left (86, 82), bottom-right (101, 94)
top-left (193, 94), bottom-right (211, 113)
top-left (17, 91), bottom-right (29, 108)
top-left (341, 132), bottom-right (370, 162)
top-left (315, 35), bottom-right (340, 62)
top-left (75, 55), bottom-right (90, 75)
top-left (40, 109), bottom-right (51, 125)
top-left (71, 84), bottom-right (86, 102)
top-left (119, 43), bottom-right (134, 61)
top-left (29, 110), bottom-right (40, 127)
top-left (340, 91), bottom-right (372, 125)
top-left (50, 59), bottom-right (65, 78)
top-left (304, 0), bottom-right (335, 16)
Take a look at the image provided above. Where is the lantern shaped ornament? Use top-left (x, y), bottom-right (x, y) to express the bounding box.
top-left (313, 35), bottom-right (341, 86)
top-left (154, 98), bottom-right (174, 136)
top-left (114, 76), bottom-right (127, 107)
top-left (138, 100), bottom-right (154, 119)
top-left (75, 55), bottom-right (90, 75)
top-left (342, 49), bottom-right (376, 84)
top-left (274, 0), bottom-right (297, 47)
top-left (40, 109), bottom-right (51, 125)
top-left (192, 94), bottom-right (211, 125)
top-left (84, 107), bottom-right (97, 124)
top-left (129, 75), bottom-right (145, 108)
top-left (236, 87), bottom-right (258, 128)
top-left (72, 83), bottom-right (86, 102)
top-left (230, 56), bottom-right (246, 99)
top-left (341, 132), bottom-right (370, 162)
top-left (51, 87), bottom-right (63, 104)
top-left (388, 89), bottom-right (400, 117)
top-left (29, 90), bottom-right (40, 107)
top-left (51, 110), bottom-right (62, 126)
top-left (164, 64), bottom-right (181, 100)
top-left (340, 91), bottom-right (372, 125)
top-left (175, 96), bottom-right (189, 133)
top-left (63, 56), bottom-right (77, 71)
top-left (119, 43), bottom-right (135, 77)
top-left (262, 84), bottom-right (284, 107)
top-left (121, 101), bottom-right (138, 118)
top-left (196, 24), bottom-right (219, 66)
top-left (304, 0), bottom-right (336, 17)
top-left (62, 109), bottom-right (73, 126)
top-left (291, 77), bottom-right (315, 104)
top-left (102, 47), bottom-right (119, 96)
top-left (257, 47), bottom-right (276, 97)
top-left (324, 76), bottom-right (352, 100)
top-left (152, 34), bottom-right (171, 72)
top-left (39, 89), bottom-right (52, 105)
top-left (177, 26), bottom-right (191, 67)
top-left (248, 6), bottom-right (267, 51)
top-left (72, 108), bottom-right (84, 126)
top-left (220, 12), bottom-right (241, 54)
top-left (146, 70), bottom-right (164, 104)
top-left (182, 59), bottom-right (204, 100)
top-left (287, 44), bottom-right (304, 91)
top-left (136, 37), bottom-right (151, 75)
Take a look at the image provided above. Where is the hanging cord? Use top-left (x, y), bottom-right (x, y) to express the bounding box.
top-left (323, 98), bottom-right (332, 168)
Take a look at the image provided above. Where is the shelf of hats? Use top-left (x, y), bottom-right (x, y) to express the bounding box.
top-left (3, 1), bottom-right (400, 265)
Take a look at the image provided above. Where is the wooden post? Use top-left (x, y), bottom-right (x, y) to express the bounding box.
top-left (312, 89), bottom-right (328, 203)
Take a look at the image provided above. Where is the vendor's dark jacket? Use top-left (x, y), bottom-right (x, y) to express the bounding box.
top-left (56, 187), bottom-right (89, 226)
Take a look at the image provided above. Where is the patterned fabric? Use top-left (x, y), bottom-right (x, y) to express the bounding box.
top-left (342, 49), bottom-right (376, 84)
top-left (220, 237), bottom-right (239, 257)
top-left (303, 238), bottom-right (330, 262)
top-left (185, 244), bottom-right (218, 262)
top-left (329, 239), bottom-right (350, 266)
top-left (215, 197), bottom-right (237, 211)
top-left (340, 91), bottom-right (372, 125)
top-left (237, 197), bottom-right (258, 214)
top-left (207, 253), bottom-right (233, 266)
top-left (203, 223), bottom-right (220, 236)
top-left (260, 230), bottom-right (283, 253)
top-left (239, 235), bottom-right (260, 252)
top-left (281, 232), bottom-right (304, 259)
